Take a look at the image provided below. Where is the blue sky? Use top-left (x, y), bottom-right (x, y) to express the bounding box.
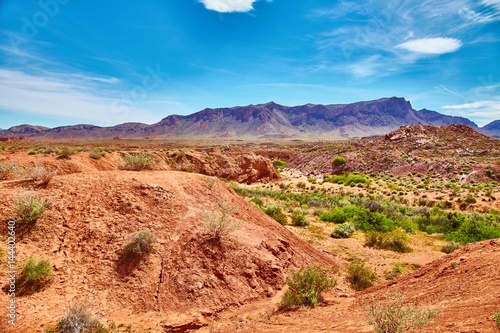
top-left (0, 0), bottom-right (499, 128)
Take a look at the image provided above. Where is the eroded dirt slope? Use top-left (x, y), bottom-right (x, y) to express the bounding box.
top-left (200, 239), bottom-right (500, 333)
top-left (0, 171), bottom-right (333, 332)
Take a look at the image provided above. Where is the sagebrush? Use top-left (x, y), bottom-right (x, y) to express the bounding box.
top-left (15, 193), bottom-right (48, 223)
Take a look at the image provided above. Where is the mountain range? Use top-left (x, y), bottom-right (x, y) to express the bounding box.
top-left (1, 97), bottom-right (498, 139)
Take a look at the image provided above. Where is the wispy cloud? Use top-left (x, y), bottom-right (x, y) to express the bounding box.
top-left (442, 100), bottom-right (500, 110)
top-left (309, 0), bottom-right (496, 78)
top-left (396, 38), bottom-right (462, 54)
top-left (198, 0), bottom-right (257, 13)
top-left (441, 100), bottom-right (500, 125)
top-left (0, 69), bottom-right (160, 126)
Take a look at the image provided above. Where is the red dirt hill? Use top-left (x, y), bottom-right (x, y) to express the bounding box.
top-left (0, 171), bottom-right (333, 332)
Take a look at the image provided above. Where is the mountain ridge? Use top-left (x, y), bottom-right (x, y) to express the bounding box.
top-left (1, 97), bottom-right (498, 139)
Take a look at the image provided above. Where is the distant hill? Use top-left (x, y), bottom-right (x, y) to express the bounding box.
top-left (479, 120), bottom-right (500, 138)
top-left (1, 97), bottom-right (498, 139)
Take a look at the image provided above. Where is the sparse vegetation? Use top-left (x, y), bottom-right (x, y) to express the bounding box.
top-left (119, 153), bottom-right (153, 170)
top-left (15, 193), bottom-right (48, 223)
top-left (203, 202), bottom-right (239, 241)
top-left (16, 257), bottom-right (52, 296)
top-left (279, 265), bottom-right (337, 309)
top-left (365, 292), bottom-right (437, 333)
top-left (384, 262), bottom-right (420, 280)
top-left (347, 258), bottom-right (378, 291)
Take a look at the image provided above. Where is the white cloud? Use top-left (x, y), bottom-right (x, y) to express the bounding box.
top-left (396, 37), bottom-right (462, 54)
top-left (198, 0), bottom-right (257, 13)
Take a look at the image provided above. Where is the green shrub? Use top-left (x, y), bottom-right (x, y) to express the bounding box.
top-left (89, 149), bottom-right (105, 160)
top-left (15, 193), bottom-right (48, 223)
top-left (17, 257), bottom-right (52, 296)
top-left (273, 160), bottom-right (287, 173)
top-left (320, 205), bottom-right (394, 232)
top-left (57, 146), bottom-right (75, 159)
top-left (279, 265), bottom-right (337, 309)
top-left (291, 209), bottom-right (309, 226)
top-left (365, 293), bottom-right (437, 333)
top-left (57, 302), bottom-right (107, 333)
top-left (332, 156), bottom-right (347, 167)
top-left (365, 229), bottom-right (412, 253)
top-left (320, 205), bottom-right (369, 223)
top-left (440, 241), bottom-right (461, 254)
top-left (250, 197), bottom-right (264, 207)
top-left (264, 205), bottom-right (287, 225)
top-left (324, 173), bottom-right (371, 186)
top-left (347, 259), bottom-right (378, 291)
top-left (331, 222), bottom-right (356, 238)
top-left (448, 214), bottom-right (500, 244)
top-left (119, 153), bottom-right (153, 170)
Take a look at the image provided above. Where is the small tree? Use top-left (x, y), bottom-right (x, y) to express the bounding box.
top-left (365, 293), bottom-right (437, 333)
top-left (203, 202), bottom-right (239, 241)
top-left (279, 265), bottom-right (337, 309)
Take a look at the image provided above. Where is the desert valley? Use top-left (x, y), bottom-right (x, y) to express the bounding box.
top-left (1, 102), bottom-right (499, 332)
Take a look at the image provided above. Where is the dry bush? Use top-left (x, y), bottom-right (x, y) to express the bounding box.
top-left (365, 292), bottom-right (437, 333)
top-left (57, 302), bottom-right (106, 333)
top-left (203, 202), bottom-right (239, 241)
top-left (441, 241), bottom-right (461, 254)
top-left (27, 164), bottom-right (57, 185)
top-left (0, 162), bottom-right (18, 180)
